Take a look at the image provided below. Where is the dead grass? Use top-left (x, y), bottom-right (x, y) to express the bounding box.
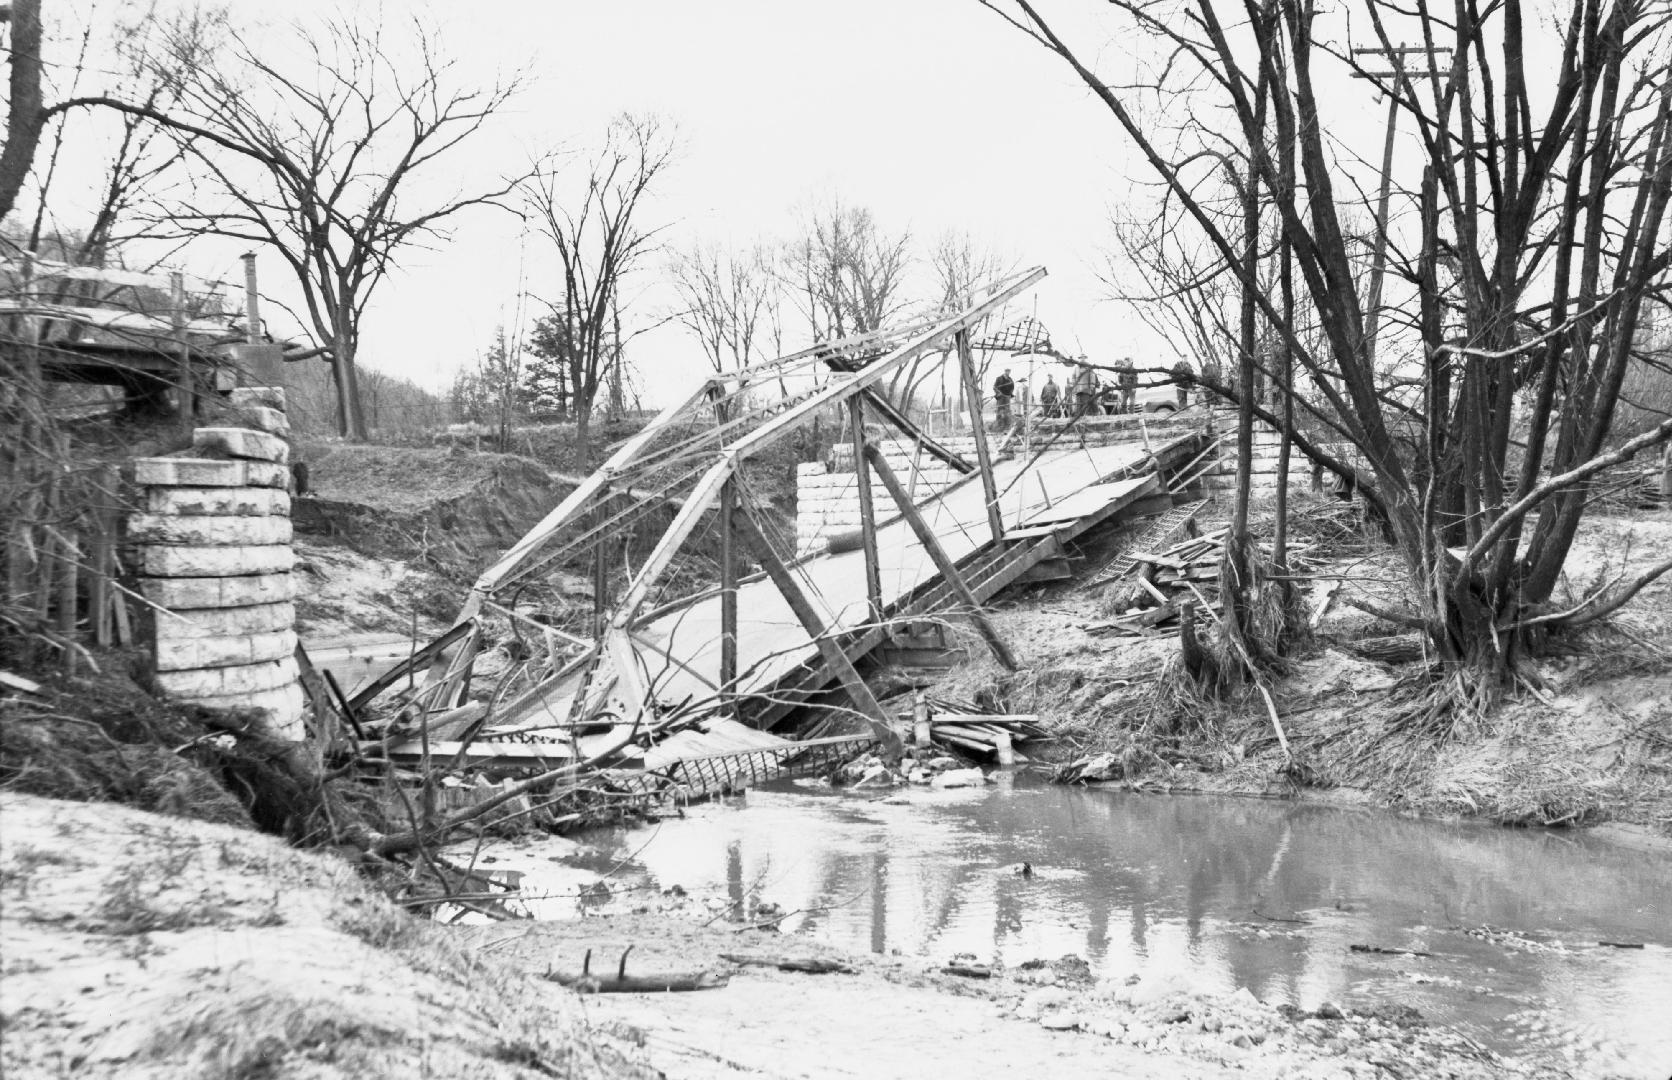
top-left (976, 504), bottom-right (1672, 834)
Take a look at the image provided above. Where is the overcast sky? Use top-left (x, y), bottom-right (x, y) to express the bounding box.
top-left (35, 0), bottom-right (1419, 406)
top-left (367, 0), bottom-right (1156, 402)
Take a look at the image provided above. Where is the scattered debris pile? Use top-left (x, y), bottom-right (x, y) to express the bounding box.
top-left (912, 696), bottom-right (1046, 762)
top-left (831, 698), bottom-right (1044, 788)
top-left (1087, 517), bottom-right (1319, 643)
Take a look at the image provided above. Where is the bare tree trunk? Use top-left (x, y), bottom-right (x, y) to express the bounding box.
top-left (1273, 231), bottom-right (1294, 574)
top-left (0, 0), bottom-right (44, 222)
top-left (331, 323), bottom-right (367, 441)
top-left (609, 289), bottom-right (624, 420)
top-left (1219, 159), bottom-right (1259, 673)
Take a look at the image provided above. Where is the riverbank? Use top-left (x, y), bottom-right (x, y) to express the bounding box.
top-left (0, 791), bottom-right (1596, 1080)
top-left (931, 499), bottom-right (1672, 837)
top-left (0, 792), bottom-right (655, 1080)
top-left (468, 911), bottom-right (1558, 1080)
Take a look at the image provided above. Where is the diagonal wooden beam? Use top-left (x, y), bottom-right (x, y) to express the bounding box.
top-left (719, 477), bottom-right (738, 702)
top-left (857, 387), bottom-right (975, 474)
top-left (728, 491), bottom-right (901, 756)
top-left (955, 328), bottom-right (1007, 543)
top-left (469, 377), bottom-right (722, 599)
top-left (863, 443), bottom-right (1018, 671)
top-left (723, 268), bottom-right (1045, 464)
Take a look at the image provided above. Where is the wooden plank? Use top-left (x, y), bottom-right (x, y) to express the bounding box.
top-left (375, 739), bottom-right (644, 768)
top-left (1137, 576), bottom-right (1171, 605)
top-left (1127, 551), bottom-right (1191, 569)
top-left (931, 713), bottom-right (1039, 726)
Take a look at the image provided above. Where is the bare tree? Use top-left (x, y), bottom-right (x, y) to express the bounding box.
top-left (668, 241), bottom-right (775, 375)
top-left (0, 0), bottom-right (45, 223)
top-left (13, 3), bottom-right (221, 272)
top-left (988, 0), bottom-right (1672, 689)
top-left (783, 199), bottom-right (913, 341)
top-left (521, 114), bottom-right (675, 452)
top-left (911, 229), bottom-right (1018, 411)
top-left (48, 13), bottom-right (528, 439)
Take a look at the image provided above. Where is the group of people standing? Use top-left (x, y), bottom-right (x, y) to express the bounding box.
top-left (991, 357), bottom-right (1203, 429)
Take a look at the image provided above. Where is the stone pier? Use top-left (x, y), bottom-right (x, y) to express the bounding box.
top-left (795, 437), bottom-right (978, 556)
top-left (129, 388), bottom-right (303, 739)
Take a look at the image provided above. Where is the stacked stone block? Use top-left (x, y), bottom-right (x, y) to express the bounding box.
top-left (1024, 413), bottom-right (1205, 450)
top-left (1205, 428), bottom-right (1355, 493)
top-left (129, 388), bottom-right (303, 738)
top-left (795, 439), bottom-right (970, 556)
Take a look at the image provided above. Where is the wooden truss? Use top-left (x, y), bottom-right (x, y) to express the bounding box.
top-left (414, 267), bottom-right (1048, 746)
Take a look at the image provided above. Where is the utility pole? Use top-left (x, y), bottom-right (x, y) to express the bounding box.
top-left (1352, 45), bottom-right (1452, 369)
top-left (608, 290), bottom-right (625, 420)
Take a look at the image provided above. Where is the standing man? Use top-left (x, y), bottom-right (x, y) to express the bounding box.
top-left (1200, 356), bottom-right (1223, 398)
top-left (1117, 359), bottom-right (1138, 414)
top-left (1039, 372), bottom-right (1061, 418)
top-left (1171, 359), bottom-right (1194, 409)
top-left (992, 367), bottom-right (1015, 431)
top-left (1070, 360), bottom-right (1099, 416)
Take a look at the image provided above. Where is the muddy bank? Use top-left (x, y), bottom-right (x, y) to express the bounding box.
top-left (292, 445), bottom-right (567, 576)
top-left (0, 793), bottom-right (654, 1080)
top-left (932, 501), bottom-right (1672, 837)
top-left (1, 789), bottom-right (1600, 1080)
top-left (464, 906), bottom-right (1567, 1079)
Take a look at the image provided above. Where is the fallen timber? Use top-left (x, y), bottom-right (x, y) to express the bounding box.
top-left (340, 269), bottom-right (1220, 815)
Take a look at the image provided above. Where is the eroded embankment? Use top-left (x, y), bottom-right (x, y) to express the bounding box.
top-left (930, 500), bottom-right (1672, 836)
top-left (0, 793), bottom-right (654, 1080)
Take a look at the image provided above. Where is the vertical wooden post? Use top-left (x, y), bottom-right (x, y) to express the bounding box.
top-left (592, 492), bottom-right (610, 640)
top-left (90, 467), bottom-right (116, 646)
top-left (241, 252), bottom-right (262, 344)
top-left (1363, 84), bottom-right (1400, 369)
top-left (58, 529), bottom-right (79, 675)
top-left (848, 396), bottom-right (883, 625)
top-left (728, 494), bottom-right (900, 756)
top-left (170, 271), bottom-right (191, 432)
top-left (719, 477), bottom-right (738, 703)
top-left (863, 443), bottom-right (1018, 671)
top-left (955, 329), bottom-right (1006, 542)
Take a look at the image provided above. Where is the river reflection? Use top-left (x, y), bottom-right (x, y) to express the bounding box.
top-left (529, 777), bottom-right (1672, 1076)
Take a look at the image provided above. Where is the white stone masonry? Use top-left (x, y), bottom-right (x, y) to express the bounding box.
top-left (795, 438), bottom-right (976, 555)
top-left (129, 387), bottom-right (304, 738)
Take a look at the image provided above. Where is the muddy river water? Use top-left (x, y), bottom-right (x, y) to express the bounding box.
top-left (497, 777), bottom-right (1672, 1077)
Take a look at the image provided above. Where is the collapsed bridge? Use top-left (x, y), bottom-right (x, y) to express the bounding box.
top-left (356, 268), bottom-right (1216, 793)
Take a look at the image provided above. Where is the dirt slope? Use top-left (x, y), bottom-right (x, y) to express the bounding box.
top-left (0, 793), bottom-right (654, 1080)
top-left (934, 497), bottom-right (1672, 836)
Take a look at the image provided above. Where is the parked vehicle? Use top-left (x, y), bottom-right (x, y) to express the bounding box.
top-left (1100, 382), bottom-right (1181, 414)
